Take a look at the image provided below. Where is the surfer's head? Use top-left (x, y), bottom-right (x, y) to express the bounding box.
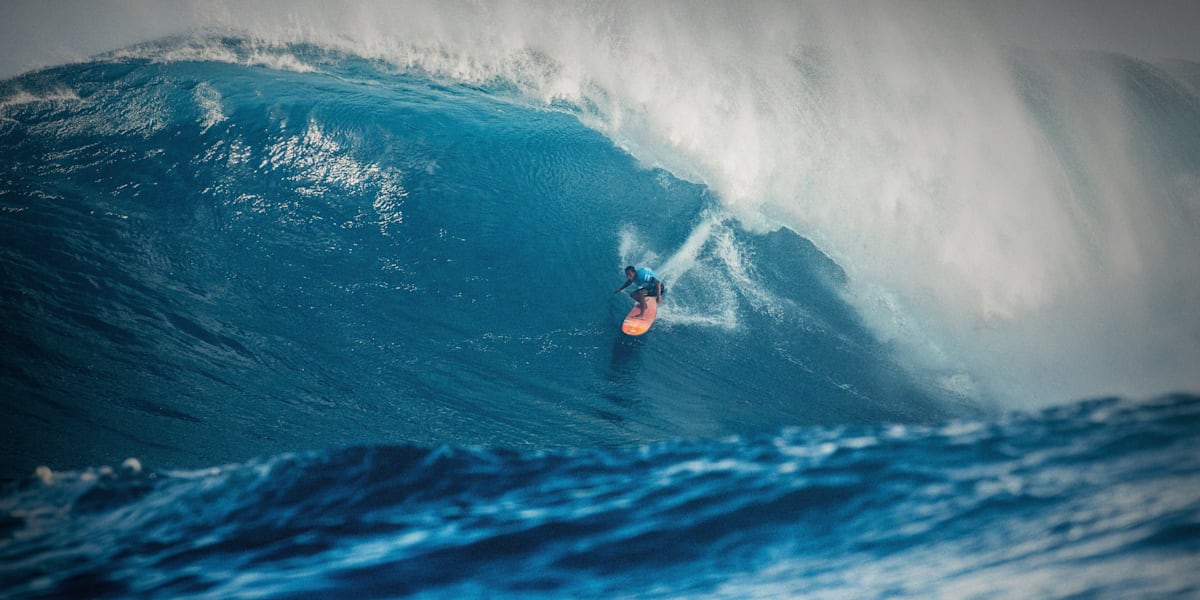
top-left (625, 266), bottom-right (636, 279)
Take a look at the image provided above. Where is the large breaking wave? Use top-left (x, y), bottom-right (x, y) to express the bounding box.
top-left (3, 2), bottom-right (1200, 597)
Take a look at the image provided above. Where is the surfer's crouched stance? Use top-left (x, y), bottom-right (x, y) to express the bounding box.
top-left (614, 265), bottom-right (666, 317)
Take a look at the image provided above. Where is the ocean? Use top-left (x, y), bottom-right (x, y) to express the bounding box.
top-left (2, 3), bottom-right (1199, 597)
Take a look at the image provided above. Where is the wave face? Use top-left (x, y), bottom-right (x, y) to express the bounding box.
top-left (3, 395), bottom-right (1199, 598)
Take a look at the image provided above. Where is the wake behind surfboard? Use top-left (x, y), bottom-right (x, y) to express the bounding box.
top-left (621, 297), bottom-right (658, 336)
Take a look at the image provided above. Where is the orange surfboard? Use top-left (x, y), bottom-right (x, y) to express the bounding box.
top-left (621, 297), bottom-right (658, 336)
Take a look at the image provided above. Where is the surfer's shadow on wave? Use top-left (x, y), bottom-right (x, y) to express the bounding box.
top-left (606, 333), bottom-right (645, 386)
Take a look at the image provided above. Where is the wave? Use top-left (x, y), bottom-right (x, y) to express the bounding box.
top-left (1, 47), bottom-right (985, 476)
top-left (11, 1), bottom-right (1196, 406)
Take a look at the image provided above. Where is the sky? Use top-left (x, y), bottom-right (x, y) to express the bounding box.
top-left (1, 0), bottom-right (1199, 80)
top-left (968, 0), bottom-right (1200, 62)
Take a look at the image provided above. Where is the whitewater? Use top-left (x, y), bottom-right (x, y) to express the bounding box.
top-left (2, 1), bottom-right (1200, 598)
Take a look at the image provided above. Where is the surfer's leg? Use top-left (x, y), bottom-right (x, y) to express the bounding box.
top-left (631, 289), bottom-right (647, 315)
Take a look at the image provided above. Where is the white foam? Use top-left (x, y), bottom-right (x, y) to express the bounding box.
top-left (0, 87), bottom-right (80, 111)
top-left (193, 81), bottom-right (226, 133)
top-left (34, 465), bottom-right (53, 485)
top-left (121, 457), bottom-right (143, 474)
top-left (262, 120), bottom-right (406, 234)
top-left (107, 35), bottom-right (321, 74)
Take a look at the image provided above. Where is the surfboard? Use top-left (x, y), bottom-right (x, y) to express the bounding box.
top-left (621, 297), bottom-right (658, 336)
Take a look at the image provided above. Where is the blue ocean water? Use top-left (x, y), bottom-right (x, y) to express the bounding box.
top-left (2, 21), bottom-right (1199, 599)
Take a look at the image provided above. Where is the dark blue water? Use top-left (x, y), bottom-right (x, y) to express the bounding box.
top-left (2, 36), bottom-right (1199, 598)
top-left (3, 396), bottom-right (1198, 598)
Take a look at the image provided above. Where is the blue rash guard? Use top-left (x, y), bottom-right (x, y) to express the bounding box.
top-left (632, 267), bottom-right (658, 288)
top-left (629, 267), bottom-right (665, 298)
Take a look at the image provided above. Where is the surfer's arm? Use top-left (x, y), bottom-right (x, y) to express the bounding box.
top-left (656, 279), bottom-right (664, 304)
top-left (614, 280), bottom-right (632, 293)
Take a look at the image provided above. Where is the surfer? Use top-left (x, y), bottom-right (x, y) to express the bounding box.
top-left (614, 265), bottom-right (666, 317)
